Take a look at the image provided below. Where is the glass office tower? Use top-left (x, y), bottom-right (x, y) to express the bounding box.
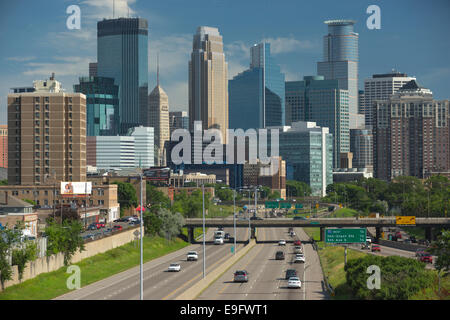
top-left (229, 42), bottom-right (285, 130)
top-left (285, 76), bottom-right (349, 168)
top-left (74, 76), bottom-right (119, 136)
top-left (317, 20), bottom-right (362, 129)
top-left (97, 18), bottom-right (148, 135)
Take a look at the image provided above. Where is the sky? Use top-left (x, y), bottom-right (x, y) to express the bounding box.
top-left (1, 0), bottom-right (450, 125)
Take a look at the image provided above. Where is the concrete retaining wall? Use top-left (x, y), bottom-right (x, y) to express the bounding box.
top-left (175, 239), bottom-right (257, 300)
top-left (377, 239), bottom-right (427, 252)
top-left (3, 227), bottom-right (141, 290)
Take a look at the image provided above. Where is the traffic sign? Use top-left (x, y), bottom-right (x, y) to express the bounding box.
top-left (265, 201), bottom-right (278, 209)
top-left (280, 202), bottom-right (292, 209)
top-left (295, 203), bottom-right (303, 209)
top-left (325, 228), bottom-right (366, 244)
top-left (396, 216), bottom-right (416, 225)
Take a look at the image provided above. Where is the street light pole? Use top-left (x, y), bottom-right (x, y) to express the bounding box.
top-left (233, 188), bottom-right (236, 255)
top-left (139, 173), bottom-right (143, 300)
top-left (202, 184), bottom-right (206, 279)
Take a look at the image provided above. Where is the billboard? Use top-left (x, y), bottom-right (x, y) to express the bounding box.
top-left (60, 182), bottom-right (92, 196)
top-left (143, 168), bottom-right (170, 181)
top-left (396, 216), bottom-right (416, 225)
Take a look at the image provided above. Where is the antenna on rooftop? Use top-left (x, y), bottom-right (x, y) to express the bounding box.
top-left (157, 52), bottom-right (160, 86)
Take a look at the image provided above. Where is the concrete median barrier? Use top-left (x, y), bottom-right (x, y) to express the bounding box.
top-left (175, 239), bottom-right (257, 300)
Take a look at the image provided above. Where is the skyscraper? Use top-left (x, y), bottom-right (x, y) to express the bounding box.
top-left (189, 26), bottom-right (228, 143)
top-left (0, 125), bottom-right (7, 168)
top-left (148, 65), bottom-right (170, 166)
top-left (373, 80), bottom-right (450, 180)
top-left (7, 76), bottom-right (86, 185)
top-left (169, 111), bottom-right (189, 136)
top-left (97, 18), bottom-right (148, 135)
top-left (363, 71), bottom-right (416, 127)
top-left (74, 76), bottom-right (119, 136)
top-left (285, 76), bottom-right (349, 168)
top-left (229, 42), bottom-right (285, 130)
top-left (317, 20), bottom-right (363, 129)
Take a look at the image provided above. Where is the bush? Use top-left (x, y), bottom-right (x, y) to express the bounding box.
top-left (345, 255), bottom-right (434, 300)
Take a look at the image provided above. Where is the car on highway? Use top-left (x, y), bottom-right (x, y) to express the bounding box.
top-left (285, 269), bottom-right (297, 280)
top-left (214, 237), bottom-right (224, 245)
top-left (218, 226), bottom-right (224, 231)
top-left (293, 216), bottom-right (307, 220)
top-left (289, 230), bottom-right (296, 237)
top-left (168, 263), bottom-right (181, 272)
top-left (187, 251), bottom-right (198, 261)
top-left (113, 225), bottom-right (123, 231)
top-left (294, 254), bottom-right (305, 263)
top-left (294, 240), bottom-right (302, 246)
top-left (415, 249), bottom-right (425, 257)
top-left (233, 270), bottom-right (249, 282)
top-left (371, 244), bottom-right (381, 252)
top-left (275, 251), bottom-right (285, 260)
top-left (419, 253), bottom-right (433, 263)
top-left (287, 277), bottom-right (302, 289)
top-left (294, 246), bottom-right (303, 254)
top-left (366, 237), bottom-right (372, 244)
top-left (278, 239), bottom-right (286, 246)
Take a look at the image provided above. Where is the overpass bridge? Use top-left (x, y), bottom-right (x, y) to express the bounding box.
top-left (183, 217), bottom-right (450, 243)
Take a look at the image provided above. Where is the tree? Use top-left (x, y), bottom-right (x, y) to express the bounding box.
top-left (143, 210), bottom-right (162, 237)
top-left (146, 183), bottom-right (171, 214)
top-left (113, 181), bottom-right (138, 216)
top-left (0, 180), bottom-right (7, 186)
top-left (11, 240), bottom-right (37, 281)
top-left (0, 224), bottom-right (21, 290)
top-left (158, 208), bottom-right (185, 240)
top-left (429, 230), bottom-right (450, 274)
top-left (45, 219), bottom-right (85, 266)
top-left (286, 180), bottom-right (311, 197)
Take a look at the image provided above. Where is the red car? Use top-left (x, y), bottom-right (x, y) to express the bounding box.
top-left (395, 231), bottom-right (402, 239)
top-left (294, 240), bottom-right (302, 246)
top-left (371, 244), bottom-right (381, 252)
top-left (95, 222), bottom-right (105, 229)
top-left (113, 225), bottom-right (123, 231)
top-left (419, 253), bottom-right (433, 263)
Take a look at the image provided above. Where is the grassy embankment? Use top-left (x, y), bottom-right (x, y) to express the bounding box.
top-left (0, 236), bottom-right (189, 300)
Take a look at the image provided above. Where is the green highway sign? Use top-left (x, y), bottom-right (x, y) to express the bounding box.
top-left (280, 202), bottom-right (292, 209)
top-left (295, 203), bottom-right (303, 209)
top-left (325, 228), bottom-right (366, 244)
top-left (265, 201), bottom-right (279, 209)
top-left (309, 221), bottom-right (319, 225)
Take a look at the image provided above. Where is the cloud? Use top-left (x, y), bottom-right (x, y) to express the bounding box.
top-left (22, 56), bottom-right (93, 77)
top-left (80, 0), bottom-right (137, 20)
top-left (6, 56), bottom-right (36, 62)
top-left (262, 36), bottom-right (317, 54)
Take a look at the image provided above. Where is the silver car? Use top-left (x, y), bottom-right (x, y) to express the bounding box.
top-left (233, 270), bottom-right (249, 282)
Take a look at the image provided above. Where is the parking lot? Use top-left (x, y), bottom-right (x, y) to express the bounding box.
top-left (80, 217), bottom-right (141, 242)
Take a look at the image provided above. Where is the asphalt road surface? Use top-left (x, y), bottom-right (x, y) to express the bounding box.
top-left (55, 226), bottom-right (249, 300)
top-left (197, 226), bottom-right (328, 300)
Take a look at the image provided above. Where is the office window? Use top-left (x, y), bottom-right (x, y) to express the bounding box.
top-left (45, 97), bottom-right (49, 103)
top-left (35, 97), bottom-right (40, 103)
top-left (45, 104), bottom-right (49, 110)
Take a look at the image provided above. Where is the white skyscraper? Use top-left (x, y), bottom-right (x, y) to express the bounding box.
top-left (128, 126), bottom-right (155, 168)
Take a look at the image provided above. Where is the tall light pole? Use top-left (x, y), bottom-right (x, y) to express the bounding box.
top-left (140, 173), bottom-right (143, 300)
top-left (202, 183), bottom-right (206, 279)
top-left (233, 188), bottom-right (236, 255)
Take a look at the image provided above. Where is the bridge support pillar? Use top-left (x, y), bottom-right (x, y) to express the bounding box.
top-left (188, 227), bottom-right (195, 243)
top-left (251, 227), bottom-right (256, 239)
top-left (375, 227), bottom-right (381, 242)
top-left (425, 227), bottom-right (432, 242)
top-left (320, 227), bottom-right (325, 242)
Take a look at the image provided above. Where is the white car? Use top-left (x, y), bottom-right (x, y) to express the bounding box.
top-left (278, 239), bottom-right (286, 246)
top-left (214, 237), bottom-right (224, 245)
top-left (168, 263), bottom-right (181, 272)
top-left (294, 246), bottom-right (303, 254)
top-left (187, 251), bottom-right (198, 261)
top-left (288, 277), bottom-right (302, 288)
top-left (294, 253), bottom-right (305, 263)
top-left (366, 237), bottom-right (372, 244)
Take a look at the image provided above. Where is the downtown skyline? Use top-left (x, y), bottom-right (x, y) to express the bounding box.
top-left (1, 0), bottom-right (450, 125)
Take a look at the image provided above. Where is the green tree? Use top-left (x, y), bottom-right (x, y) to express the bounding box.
top-left (429, 229), bottom-right (450, 274)
top-left (146, 183), bottom-right (171, 214)
top-left (45, 220), bottom-right (85, 266)
top-left (158, 208), bottom-right (185, 240)
top-left (11, 240), bottom-right (37, 281)
top-left (143, 210), bottom-right (163, 237)
top-left (0, 179), bottom-right (8, 186)
top-left (113, 181), bottom-right (138, 216)
top-left (286, 180), bottom-right (311, 197)
top-left (0, 224), bottom-right (21, 290)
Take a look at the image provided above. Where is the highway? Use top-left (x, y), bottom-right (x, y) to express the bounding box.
top-left (55, 226), bottom-right (249, 300)
top-left (197, 226), bottom-right (328, 300)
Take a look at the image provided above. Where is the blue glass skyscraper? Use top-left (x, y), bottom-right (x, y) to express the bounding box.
top-left (229, 42), bottom-right (285, 130)
top-left (97, 18), bottom-right (148, 135)
top-left (317, 20), bottom-right (363, 129)
top-left (74, 76), bottom-right (119, 136)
